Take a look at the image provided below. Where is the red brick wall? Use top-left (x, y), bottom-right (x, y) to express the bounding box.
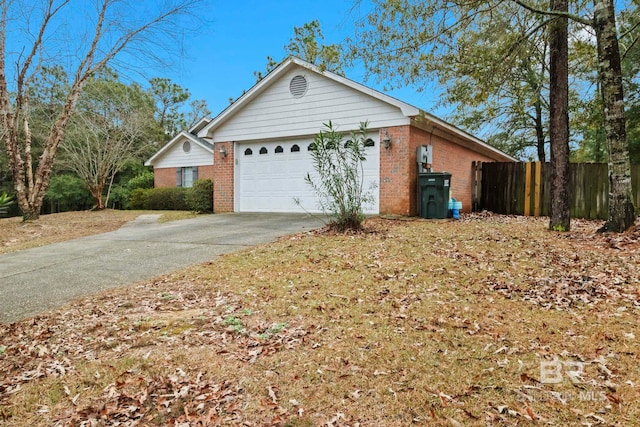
top-left (153, 165), bottom-right (214, 188)
top-left (154, 167), bottom-right (176, 188)
top-left (379, 125), bottom-right (496, 215)
top-left (429, 131), bottom-right (495, 212)
top-left (379, 125), bottom-right (413, 215)
top-left (199, 165), bottom-right (215, 184)
top-left (213, 142), bottom-right (234, 212)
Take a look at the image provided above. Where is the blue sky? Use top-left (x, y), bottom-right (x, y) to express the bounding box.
top-left (165, 0), bottom-right (445, 120)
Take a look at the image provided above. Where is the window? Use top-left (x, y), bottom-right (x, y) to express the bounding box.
top-left (291, 144), bottom-right (300, 152)
top-left (364, 138), bottom-right (375, 147)
top-left (176, 167), bottom-right (198, 188)
top-left (259, 147), bottom-right (268, 154)
top-left (308, 143), bottom-right (316, 151)
top-left (182, 141), bottom-right (191, 152)
top-left (275, 145), bottom-right (284, 153)
top-left (244, 148), bottom-right (253, 155)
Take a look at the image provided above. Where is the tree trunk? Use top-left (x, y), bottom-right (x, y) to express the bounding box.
top-left (548, 0), bottom-right (571, 231)
top-left (593, 0), bottom-right (636, 232)
top-left (89, 185), bottom-right (106, 210)
top-left (535, 99), bottom-right (546, 162)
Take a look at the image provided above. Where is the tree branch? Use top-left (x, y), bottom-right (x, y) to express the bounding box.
top-left (509, 0), bottom-right (591, 26)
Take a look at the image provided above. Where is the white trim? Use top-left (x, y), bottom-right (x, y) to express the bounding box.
top-left (145, 131), bottom-right (214, 166)
top-left (233, 141), bottom-right (240, 212)
top-left (188, 117), bottom-right (212, 134)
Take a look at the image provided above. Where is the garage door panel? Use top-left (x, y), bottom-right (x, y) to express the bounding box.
top-left (237, 137), bottom-right (379, 213)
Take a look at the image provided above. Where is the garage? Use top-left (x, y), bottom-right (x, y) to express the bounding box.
top-left (236, 135), bottom-right (380, 213)
top-left (151, 57), bottom-right (515, 215)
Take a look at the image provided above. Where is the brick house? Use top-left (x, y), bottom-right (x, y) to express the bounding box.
top-left (145, 123), bottom-right (215, 188)
top-left (147, 57), bottom-right (514, 215)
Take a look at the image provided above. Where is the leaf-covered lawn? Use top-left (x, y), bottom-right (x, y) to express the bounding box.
top-left (1, 214), bottom-right (639, 426)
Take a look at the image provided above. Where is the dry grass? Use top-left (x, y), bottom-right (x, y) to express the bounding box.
top-left (1, 214), bottom-right (639, 426)
top-left (0, 210), bottom-right (197, 254)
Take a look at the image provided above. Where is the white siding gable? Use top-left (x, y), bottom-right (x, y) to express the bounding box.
top-left (154, 137), bottom-right (213, 168)
top-left (211, 66), bottom-right (411, 142)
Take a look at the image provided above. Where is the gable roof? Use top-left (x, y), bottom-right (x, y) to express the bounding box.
top-left (144, 131), bottom-right (214, 167)
top-left (189, 117), bottom-right (212, 134)
top-left (197, 56), bottom-right (420, 139)
top-left (197, 56), bottom-right (515, 162)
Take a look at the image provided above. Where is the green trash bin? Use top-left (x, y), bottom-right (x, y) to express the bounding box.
top-left (418, 172), bottom-right (451, 219)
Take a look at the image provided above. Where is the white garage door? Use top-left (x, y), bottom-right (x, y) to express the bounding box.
top-left (236, 135), bottom-right (379, 213)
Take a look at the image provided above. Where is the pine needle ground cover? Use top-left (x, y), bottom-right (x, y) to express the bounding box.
top-left (1, 214), bottom-right (638, 426)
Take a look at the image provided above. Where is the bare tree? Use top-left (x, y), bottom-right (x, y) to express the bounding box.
top-left (0, 0), bottom-right (201, 220)
top-left (61, 75), bottom-right (154, 210)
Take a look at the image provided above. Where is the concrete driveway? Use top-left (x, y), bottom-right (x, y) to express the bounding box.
top-left (0, 213), bottom-right (325, 323)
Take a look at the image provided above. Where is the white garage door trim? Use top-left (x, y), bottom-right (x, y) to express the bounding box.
top-left (234, 134), bottom-right (380, 213)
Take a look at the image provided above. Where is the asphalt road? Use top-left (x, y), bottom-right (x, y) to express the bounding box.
top-left (0, 213), bottom-right (324, 323)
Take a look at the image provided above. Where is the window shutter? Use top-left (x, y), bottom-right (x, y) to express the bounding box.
top-left (192, 167), bottom-right (198, 182)
top-left (176, 168), bottom-right (182, 187)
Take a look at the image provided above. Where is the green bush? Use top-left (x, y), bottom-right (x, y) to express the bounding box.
top-left (146, 187), bottom-right (188, 210)
top-left (0, 192), bottom-right (15, 217)
top-left (0, 192), bottom-right (14, 209)
top-left (128, 187), bottom-right (188, 210)
top-left (186, 179), bottom-right (213, 213)
top-left (128, 188), bottom-right (150, 210)
top-left (107, 185), bottom-right (130, 209)
top-left (126, 171), bottom-right (155, 191)
top-left (44, 174), bottom-right (93, 213)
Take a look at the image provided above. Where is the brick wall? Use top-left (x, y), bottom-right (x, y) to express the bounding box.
top-left (379, 125), bottom-right (413, 215)
top-left (154, 167), bottom-right (176, 188)
top-left (153, 165), bottom-right (215, 188)
top-left (213, 142), bottom-right (234, 212)
top-left (418, 128), bottom-right (495, 212)
top-left (379, 125), bottom-right (497, 215)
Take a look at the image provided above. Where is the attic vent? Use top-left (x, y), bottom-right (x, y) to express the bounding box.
top-left (289, 75), bottom-right (308, 98)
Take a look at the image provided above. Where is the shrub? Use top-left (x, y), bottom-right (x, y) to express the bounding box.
top-left (44, 174), bottom-right (93, 213)
top-left (128, 187), bottom-right (188, 211)
top-left (145, 187), bottom-right (188, 210)
top-left (128, 188), bottom-right (150, 210)
top-left (300, 121), bottom-right (376, 231)
top-left (126, 171), bottom-right (155, 191)
top-left (107, 185), bottom-right (130, 210)
top-left (0, 192), bottom-right (14, 209)
top-left (0, 192), bottom-right (15, 217)
top-left (186, 179), bottom-right (213, 213)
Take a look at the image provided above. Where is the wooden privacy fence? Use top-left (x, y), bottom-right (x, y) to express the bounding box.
top-left (472, 161), bottom-right (640, 220)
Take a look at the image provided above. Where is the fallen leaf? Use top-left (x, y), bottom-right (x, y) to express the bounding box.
top-left (267, 385), bottom-right (278, 405)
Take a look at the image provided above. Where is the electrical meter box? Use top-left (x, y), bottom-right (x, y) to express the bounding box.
top-left (416, 145), bottom-right (432, 173)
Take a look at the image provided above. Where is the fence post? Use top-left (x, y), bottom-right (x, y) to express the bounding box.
top-left (472, 161), bottom-right (482, 211)
top-left (534, 161), bottom-right (542, 216)
top-left (524, 162), bottom-right (532, 216)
